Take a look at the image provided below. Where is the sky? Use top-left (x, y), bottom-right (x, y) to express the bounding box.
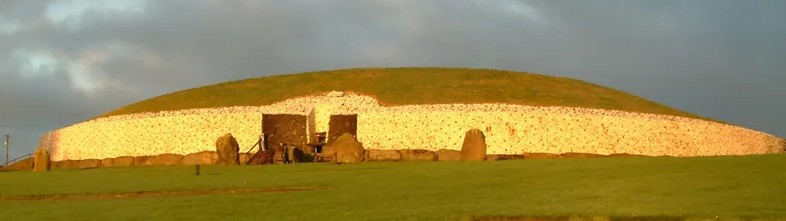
top-left (1, 0), bottom-right (785, 159)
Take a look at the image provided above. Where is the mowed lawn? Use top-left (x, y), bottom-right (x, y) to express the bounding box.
top-left (1, 155), bottom-right (785, 221)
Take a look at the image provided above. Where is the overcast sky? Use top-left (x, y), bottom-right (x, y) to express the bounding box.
top-left (1, 0), bottom-right (784, 159)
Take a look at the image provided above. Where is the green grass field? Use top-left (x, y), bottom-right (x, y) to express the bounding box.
top-left (1, 155), bottom-right (784, 220)
top-left (99, 67), bottom-right (710, 121)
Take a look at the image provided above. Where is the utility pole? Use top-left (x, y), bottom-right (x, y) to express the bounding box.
top-left (3, 134), bottom-right (8, 167)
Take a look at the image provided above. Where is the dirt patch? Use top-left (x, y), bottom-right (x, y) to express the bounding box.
top-left (0, 186), bottom-right (329, 201)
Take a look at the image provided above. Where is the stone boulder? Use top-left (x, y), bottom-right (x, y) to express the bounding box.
top-left (326, 133), bottom-right (364, 163)
top-left (182, 151), bottom-right (219, 165)
top-left (33, 148), bottom-right (51, 172)
top-left (53, 160), bottom-right (80, 169)
top-left (322, 145), bottom-right (334, 156)
top-left (436, 149), bottom-right (461, 161)
top-left (561, 152), bottom-right (606, 158)
top-left (239, 152), bottom-right (251, 164)
top-left (400, 149), bottom-right (436, 161)
top-left (486, 154), bottom-right (525, 161)
top-left (607, 153), bottom-right (645, 158)
top-left (215, 133), bottom-right (240, 165)
top-left (113, 156), bottom-right (135, 167)
top-left (78, 159), bottom-right (101, 168)
top-left (134, 156), bottom-right (154, 166)
top-left (101, 158), bottom-right (114, 167)
top-left (365, 150), bottom-right (401, 161)
top-left (150, 154), bottom-right (184, 166)
top-left (523, 153), bottom-right (561, 159)
top-left (461, 128), bottom-right (487, 161)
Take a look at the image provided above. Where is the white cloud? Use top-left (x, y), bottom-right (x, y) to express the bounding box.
top-left (14, 49), bottom-right (107, 93)
top-left (16, 50), bottom-right (60, 78)
top-left (44, 0), bottom-right (150, 29)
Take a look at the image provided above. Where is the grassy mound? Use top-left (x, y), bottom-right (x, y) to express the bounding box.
top-left (98, 67), bottom-right (706, 120)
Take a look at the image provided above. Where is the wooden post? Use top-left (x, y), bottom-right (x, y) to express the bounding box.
top-left (195, 164), bottom-right (200, 176)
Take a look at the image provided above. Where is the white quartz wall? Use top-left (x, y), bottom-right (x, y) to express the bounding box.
top-left (47, 92), bottom-right (784, 161)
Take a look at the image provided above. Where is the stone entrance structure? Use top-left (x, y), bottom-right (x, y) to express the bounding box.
top-left (261, 114), bottom-right (308, 150)
top-left (327, 114), bottom-right (358, 145)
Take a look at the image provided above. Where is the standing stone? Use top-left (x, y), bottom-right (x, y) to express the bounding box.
top-left (327, 133), bottom-right (364, 163)
top-left (461, 128), bottom-right (487, 161)
top-left (33, 148), bottom-right (50, 172)
top-left (215, 133), bottom-right (240, 165)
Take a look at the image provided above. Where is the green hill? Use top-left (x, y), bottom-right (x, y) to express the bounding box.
top-left (98, 67), bottom-right (709, 121)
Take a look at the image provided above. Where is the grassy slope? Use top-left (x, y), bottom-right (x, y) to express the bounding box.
top-left (98, 67), bottom-right (708, 120)
top-left (1, 155), bottom-right (785, 220)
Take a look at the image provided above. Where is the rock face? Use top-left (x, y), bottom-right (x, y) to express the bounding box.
top-left (53, 160), bottom-right (80, 169)
top-left (327, 133), bottom-right (364, 163)
top-left (436, 149), bottom-right (461, 161)
top-left (215, 133), bottom-right (240, 165)
top-left (113, 156), bottom-right (135, 167)
top-left (400, 149), bottom-right (436, 161)
top-left (182, 151), bottom-right (218, 165)
top-left (78, 159), bottom-right (101, 168)
top-left (151, 154), bottom-right (183, 165)
top-left (780, 139), bottom-right (786, 153)
top-left (33, 148), bottom-right (50, 172)
top-left (134, 156), bottom-right (154, 166)
top-left (366, 149), bottom-right (401, 161)
top-left (461, 129), bottom-right (487, 161)
top-left (486, 154), bottom-right (526, 161)
top-left (101, 158), bottom-right (114, 167)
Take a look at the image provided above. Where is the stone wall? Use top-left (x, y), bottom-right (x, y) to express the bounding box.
top-left (47, 92), bottom-right (785, 161)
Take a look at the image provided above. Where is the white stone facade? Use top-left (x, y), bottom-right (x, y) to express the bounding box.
top-left (47, 92), bottom-right (785, 161)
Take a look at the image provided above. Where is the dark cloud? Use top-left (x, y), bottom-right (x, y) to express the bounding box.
top-left (1, 0), bottom-right (784, 158)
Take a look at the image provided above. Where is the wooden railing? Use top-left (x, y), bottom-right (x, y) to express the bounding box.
top-left (2, 153), bottom-right (32, 168)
